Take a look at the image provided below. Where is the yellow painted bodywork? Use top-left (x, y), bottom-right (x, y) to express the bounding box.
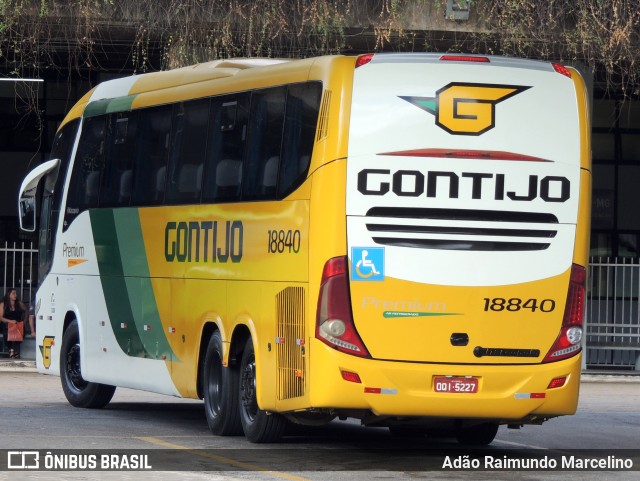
top-left (309, 339), bottom-right (581, 419)
top-left (569, 67), bottom-right (592, 266)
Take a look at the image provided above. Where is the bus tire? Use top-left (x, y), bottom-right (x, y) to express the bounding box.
top-left (455, 422), bottom-right (499, 446)
top-left (203, 330), bottom-right (242, 436)
top-left (239, 337), bottom-right (286, 443)
top-left (60, 319), bottom-right (116, 409)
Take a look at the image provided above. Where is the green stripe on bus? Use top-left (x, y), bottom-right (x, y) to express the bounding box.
top-left (90, 209), bottom-right (176, 361)
top-left (113, 209), bottom-right (177, 362)
top-left (84, 95), bottom-right (137, 117)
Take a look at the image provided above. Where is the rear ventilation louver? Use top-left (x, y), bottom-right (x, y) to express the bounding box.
top-left (316, 90), bottom-right (331, 142)
top-left (365, 207), bottom-right (558, 251)
top-left (276, 286), bottom-right (306, 400)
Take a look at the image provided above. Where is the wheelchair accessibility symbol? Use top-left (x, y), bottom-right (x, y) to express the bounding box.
top-left (351, 247), bottom-right (385, 281)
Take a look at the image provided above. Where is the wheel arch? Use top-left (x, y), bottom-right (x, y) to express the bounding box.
top-left (196, 321), bottom-right (220, 399)
top-left (61, 308), bottom-right (81, 368)
top-left (229, 323), bottom-right (252, 368)
top-left (195, 321), bottom-right (252, 400)
top-left (62, 310), bottom-right (78, 334)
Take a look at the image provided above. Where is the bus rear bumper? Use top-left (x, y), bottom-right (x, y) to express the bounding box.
top-left (308, 342), bottom-right (581, 423)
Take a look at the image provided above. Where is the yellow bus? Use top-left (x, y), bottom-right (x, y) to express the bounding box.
top-left (19, 53), bottom-right (591, 444)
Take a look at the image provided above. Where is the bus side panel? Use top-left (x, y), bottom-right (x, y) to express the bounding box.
top-left (34, 275), bottom-right (63, 375)
top-left (139, 200), bottom-right (311, 401)
top-left (35, 211), bottom-right (180, 396)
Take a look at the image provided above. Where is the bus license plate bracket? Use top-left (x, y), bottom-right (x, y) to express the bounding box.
top-left (433, 376), bottom-right (478, 393)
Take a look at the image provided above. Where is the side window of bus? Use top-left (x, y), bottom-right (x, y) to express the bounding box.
top-left (64, 115), bottom-right (107, 230)
top-left (99, 111), bottom-right (138, 207)
top-left (40, 119), bottom-right (80, 275)
top-left (165, 98), bottom-right (210, 204)
top-left (203, 93), bottom-right (249, 203)
top-left (131, 104), bottom-right (173, 205)
top-left (279, 82), bottom-right (322, 197)
top-left (243, 87), bottom-right (286, 201)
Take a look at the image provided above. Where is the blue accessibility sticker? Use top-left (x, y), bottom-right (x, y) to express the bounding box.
top-left (351, 247), bottom-right (385, 281)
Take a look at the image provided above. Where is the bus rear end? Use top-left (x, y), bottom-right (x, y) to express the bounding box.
top-left (311, 53), bottom-right (591, 442)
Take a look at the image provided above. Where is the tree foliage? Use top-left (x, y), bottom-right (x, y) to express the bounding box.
top-left (0, 0), bottom-right (638, 96)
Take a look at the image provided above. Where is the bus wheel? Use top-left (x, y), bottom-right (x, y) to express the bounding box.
top-left (60, 319), bottom-right (116, 409)
top-left (455, 422), bottom-right (499, 446)
top-left (203, 330), bottom-right (242, 435)
top-left (238, 337), bottom-right (286, 443)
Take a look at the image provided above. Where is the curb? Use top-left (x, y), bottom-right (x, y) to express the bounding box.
top-left (0, 360), bottom-right (37, 372)
top-left (580, 373), bottom-right (640, 383)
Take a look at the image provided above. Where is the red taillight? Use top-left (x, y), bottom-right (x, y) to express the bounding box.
top-left (564, 265), bottom-right (586, 326)
top-left (355, 54), bottom-right (374, 68)
top-left (440, 55), bottom-right (490, 63)
top-left (543, 264), bottom-right (586, 363)
top-left (322, 255), bottom-right (347, 279)
top-left (341, 370), bottom-right (362, 383)
top-left (547, 377), bottom-right (567, 389)
top-left (552, 63), bottom-right (572, 78)
top-left (315, 256), bottom-right (370, 357)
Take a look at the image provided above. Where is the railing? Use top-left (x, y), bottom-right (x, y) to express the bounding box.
top-left (0, 240), bottom-right (37, 303)
top-left (0, 241), bottom-right (37, 355)
top-left (586, 257), bottom-right (640, 371)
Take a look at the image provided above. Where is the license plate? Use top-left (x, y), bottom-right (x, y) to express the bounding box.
top-left (434, 376), bottom-right (478, 393)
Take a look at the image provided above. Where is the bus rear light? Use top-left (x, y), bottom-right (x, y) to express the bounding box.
top-left (355, 54), bottom-right (374, 68)
top-left (552, 63), bottom-right (572, 78)
top-left (316, 256), bottom-right (370, 358)
top-left (543, 264), bottom-right (586, 363)
top-left (547, 376), bottom-right (567, 389)
top-left (341, 370), bottom-right (362, 383)
top-left (440, 55), bottom-right (490, 63)
top-left (321, 319), bottom-right (346, 337)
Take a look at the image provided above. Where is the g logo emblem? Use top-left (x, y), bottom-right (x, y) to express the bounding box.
top-left (40, 336), bottom-right (55, 369)
top-left (401, 83), bottom-right (530, 135)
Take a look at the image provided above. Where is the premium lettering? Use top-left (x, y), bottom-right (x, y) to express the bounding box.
top-left (62, 243), bottom-right (85, 257)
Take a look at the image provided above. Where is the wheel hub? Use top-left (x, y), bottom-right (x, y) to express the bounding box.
top-left (241, 358), bottom-right (258, 421)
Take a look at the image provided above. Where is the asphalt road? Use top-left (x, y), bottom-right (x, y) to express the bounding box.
top-left (0, 365), bottom-right (639, 480)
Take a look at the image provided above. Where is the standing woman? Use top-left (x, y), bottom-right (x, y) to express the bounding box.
top-left (1, 288), bottom-right (27, 359)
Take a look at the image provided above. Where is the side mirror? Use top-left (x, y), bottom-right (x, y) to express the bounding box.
top-left (19, 196), bottom-right (36, 232)
top-left (18, 158), bottom-right (60, 233)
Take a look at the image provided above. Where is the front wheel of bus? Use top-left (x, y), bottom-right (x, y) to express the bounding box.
top-left (60, 319), bottom-right (116, 409)
top-left (239, 337), bottom-right (286, 443)
top-left (203, 330), bottom-right (242, 436)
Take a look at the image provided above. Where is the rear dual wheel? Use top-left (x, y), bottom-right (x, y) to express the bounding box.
top-left (238, 337), bottom-right (287, 443)
top-left (203, 333), bottom-right (286, 442)
top-left (203, 331), bottom-right (242, 435)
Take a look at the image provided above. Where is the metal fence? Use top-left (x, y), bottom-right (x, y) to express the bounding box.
top-left (586, 257), bottom-right (640, 371)
top-left (1, 242), bottom-right (639, 370)
top-left (0, 240), bottom-right (37, 304)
